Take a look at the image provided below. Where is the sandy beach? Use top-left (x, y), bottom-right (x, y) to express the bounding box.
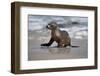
top-left (28, 31), bottom-right (88, 61)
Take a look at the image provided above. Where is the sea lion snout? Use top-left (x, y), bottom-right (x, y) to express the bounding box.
top-left (46, 25), bottom-right (50, 29)
top-left (46, 25), bottom-right (48, 28)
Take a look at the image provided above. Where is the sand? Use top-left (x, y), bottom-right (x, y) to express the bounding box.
top-left (28, 35), bottom-right (88, 61)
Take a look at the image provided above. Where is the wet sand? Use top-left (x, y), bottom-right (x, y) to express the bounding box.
top-left (28, 37), bottom-right (88, 61)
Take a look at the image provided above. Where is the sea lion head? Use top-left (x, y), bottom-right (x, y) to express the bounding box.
top-left (46, 22), bottom-right (58, 30)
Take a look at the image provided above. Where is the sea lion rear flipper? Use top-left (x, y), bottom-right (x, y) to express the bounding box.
top-left (70, 45), bottom-right (79, 47)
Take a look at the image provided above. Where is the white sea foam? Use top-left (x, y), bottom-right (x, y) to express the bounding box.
top-left (28, 15), bottom-right (88, 39)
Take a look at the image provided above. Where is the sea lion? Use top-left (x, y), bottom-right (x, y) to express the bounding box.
top-left (41, 22), bottom-right (77, 47)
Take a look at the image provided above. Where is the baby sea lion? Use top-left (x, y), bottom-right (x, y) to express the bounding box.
top-left (41, 22), bottom-right (78, 48)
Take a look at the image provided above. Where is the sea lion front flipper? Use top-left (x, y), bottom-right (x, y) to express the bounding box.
top-left (41, 38), bottom-right (54, 46)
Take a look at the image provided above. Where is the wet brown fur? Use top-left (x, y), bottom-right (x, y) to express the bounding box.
top-left (41, 22), bottom-right (71, 47)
